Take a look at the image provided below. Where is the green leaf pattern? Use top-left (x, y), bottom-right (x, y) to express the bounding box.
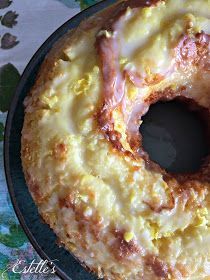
top-left (1, 32), bottom-right (19, 49)
top-left (1, 11), bottom-right (18, 28)
top-left (0, 0), bottom-right (19, 49)
top-left (0, 63), bottom-right (20, 112)
top-left (0, 0), bottom-right (12, 9)
top-left (0, 224), bottom-right (27, 248)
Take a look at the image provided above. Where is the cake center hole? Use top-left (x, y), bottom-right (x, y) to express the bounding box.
top-left (139, 100), bottom-right (209, 173)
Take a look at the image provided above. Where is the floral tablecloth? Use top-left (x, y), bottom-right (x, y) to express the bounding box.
top-left (0, 0), bottom-right (99, 279)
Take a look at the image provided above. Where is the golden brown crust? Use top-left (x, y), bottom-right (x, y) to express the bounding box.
top-left (145, 255), bottom-right (169, 278)
top-left (21, 0), bottom-right (210, 279)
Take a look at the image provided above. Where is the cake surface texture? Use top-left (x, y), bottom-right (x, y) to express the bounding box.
top-left (21, 0), bottom-right (210, 279)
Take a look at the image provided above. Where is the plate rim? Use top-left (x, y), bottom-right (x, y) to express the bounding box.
top-left (3, 0), bottom-right (115, 279)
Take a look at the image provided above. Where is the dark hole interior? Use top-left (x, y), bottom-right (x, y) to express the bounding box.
top-left (139, 100), bottom-right (209, 173)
